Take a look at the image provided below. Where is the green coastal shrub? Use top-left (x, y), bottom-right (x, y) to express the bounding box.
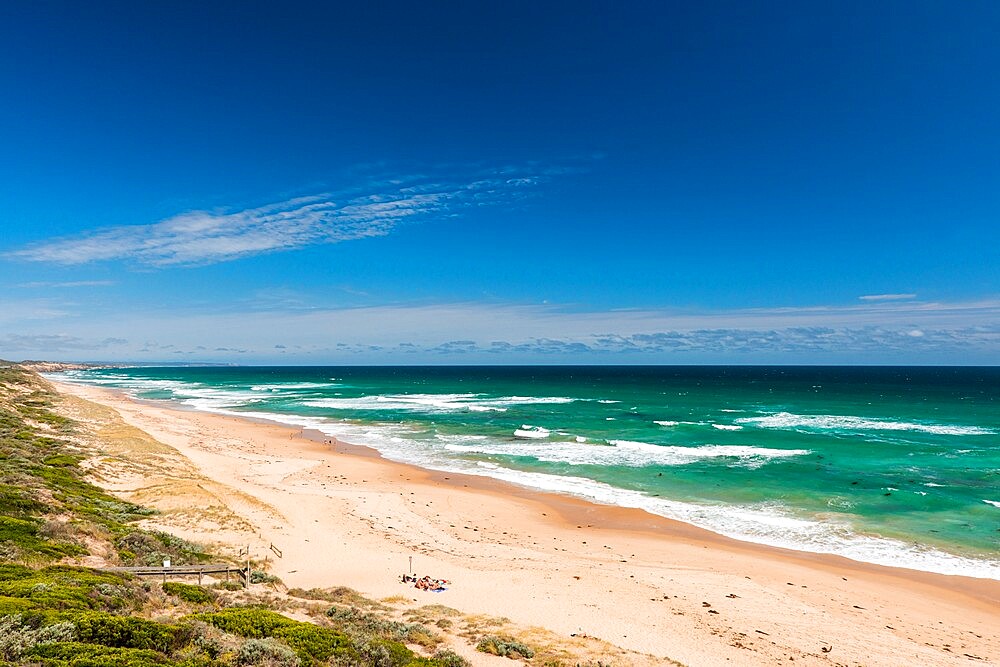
top-left (0, 368), bottom-right (459, 667)
top-left (249, 570), bottom-right (280, 585)
top-left (117, 531), bottom-right (208, 567)
top-left (211, 580), bottom-right (243, 592)
top-left (41, 455), bottom-right (79, 467)
top-left (0, 563), bottom-right (36, 581)
top-left (0, 368), bottom-right (163, 564)
top-left (287, 586), bottom-right (376, 607)
top-left (0, 615), bottom-right (75, 660)
top-left (326, 605), bottom-right (438, 647)
top-left (194, 608), bottom-right (293, 638)
top-left (0, 515), bottom-right (85, 560)
top-left (0, 516), bottom-right (43, 545)
top-left (23, 641), bottom-right (172, 666)
top-left (235, 638), bottom-right (301, 667)
top-left (353, 637), bottom-right (418, 667)
top-left (430, 648), bottom-right (470, 667)
top-left (73, 612), bottom-right (182, 653)
top-left (0, 595), bottom-right (36, 615)
top-left (0, 484), bottom-right (47, 514)
top-left (162, 582), bottom-right (214, 605)
top-left (0, 565), bottom-right (145, 613)
top-left (31, 463), bottom-right (152, 531)
top-left (476, 635), bottom-right (535, 659)
top-left (194, 608), bottom-right (355, 664)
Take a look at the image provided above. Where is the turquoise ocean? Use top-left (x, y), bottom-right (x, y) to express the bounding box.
top-left (53, 366), bottom-right (999, 579)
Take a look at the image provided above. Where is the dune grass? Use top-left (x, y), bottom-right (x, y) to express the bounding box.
top-left (0, 364), bottom-right (468, 667)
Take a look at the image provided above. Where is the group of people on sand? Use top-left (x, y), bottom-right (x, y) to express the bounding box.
top-left (401, 574), bottom-right (448, 591)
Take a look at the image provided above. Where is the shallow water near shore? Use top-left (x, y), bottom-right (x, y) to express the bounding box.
top-left (53, 365), bottom-right (1000, 578)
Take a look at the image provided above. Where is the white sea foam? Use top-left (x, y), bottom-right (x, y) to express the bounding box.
top-left (597, 399), bottom-right (621, 404)
top-left (610, 441), bottom-right (808, 467)
top-left (303, 394), bottom-right (491, 412)
top-left (653, 420), bottom-right (706, 427)
top-left (736, 411), bottom-right (994, 436)
top-left (59, 374), bottom-right (271, 415)
top-left (114, 394), bottom-right (997, 578)
top-left (251, 382), bottom-right (336, 391)
top-left (513, 425), bottom-right (550, 439)
top-left (712, 424), bottom-right (743, 431)
top-left (48, 372), bottom-right (1000, 580)
top-left (302, 393), bottom-right (576, 413)
top-left (445, 438), bottom-right (809, 469)
top-left (52, 373), bottom-right (281, 415)
top-left (506, 396), bottom-right (576, 404)
top-left (452, 463), bottom-right (1000, 580)
top-left (52, 372), bottom-right (192, 393)
top-left (169, 386), bottom-right (268, 411)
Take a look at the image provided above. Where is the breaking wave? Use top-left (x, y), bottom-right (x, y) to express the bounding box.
top-left (736, 412), bottom-right (994, 436)
top-left (444, 437), bottom-right (809, 469)
top-left (464, 463), bottom-right (1000, 580)
top-left (303, 393), bottom-right (576, 413)
top-left (48, 368), bottom-right (1000, 580)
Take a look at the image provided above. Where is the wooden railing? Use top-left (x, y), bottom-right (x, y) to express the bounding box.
top-left (102, 564), bottom-right (247, 586)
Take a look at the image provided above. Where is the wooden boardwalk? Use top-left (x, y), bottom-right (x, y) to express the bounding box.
top-left (102, 564), bottom-right (248, 586)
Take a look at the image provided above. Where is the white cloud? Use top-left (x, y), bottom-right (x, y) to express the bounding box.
top-left (2, 297), bottom-right (997, 363)
top-left (7, 170), bottom-right (545, 267)
top-left (859, 293), bottom-right (917, 301)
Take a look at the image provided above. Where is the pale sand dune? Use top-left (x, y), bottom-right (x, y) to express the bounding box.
top-left (51, 379), bottom-right (999, 667)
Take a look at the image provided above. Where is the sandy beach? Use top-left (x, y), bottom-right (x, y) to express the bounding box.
top-left (49, 378), bottom-right (999, 667)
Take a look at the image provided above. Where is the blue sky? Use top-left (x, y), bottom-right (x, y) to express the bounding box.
top-left (1, 1), bottom-right (998, 364)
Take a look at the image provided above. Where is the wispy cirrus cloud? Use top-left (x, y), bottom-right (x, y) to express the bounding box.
top-left (859, 293), bottom-right (917, 301)
top-left (7, 166), bottom-right (550, 267)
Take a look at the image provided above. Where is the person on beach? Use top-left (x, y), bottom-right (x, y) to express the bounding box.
top-left (402, 574), bottom-right (448, 591)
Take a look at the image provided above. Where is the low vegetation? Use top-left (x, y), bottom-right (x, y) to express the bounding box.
top-left (162, 582), bottom-right (216, 605)
top-left (476, 635), bottom-right (536, 660)
top-left (0, 363), bottom-right (199, 568)
top-left (0, 363), bottom-right (468, 667)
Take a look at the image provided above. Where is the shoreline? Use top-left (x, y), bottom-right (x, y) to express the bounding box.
top-left (66, 378), bottom-right (1000, 588)
top-left (49, 378), bottom-right (1000, 666)
top-left (298, 429), bottom-right (999, 607)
